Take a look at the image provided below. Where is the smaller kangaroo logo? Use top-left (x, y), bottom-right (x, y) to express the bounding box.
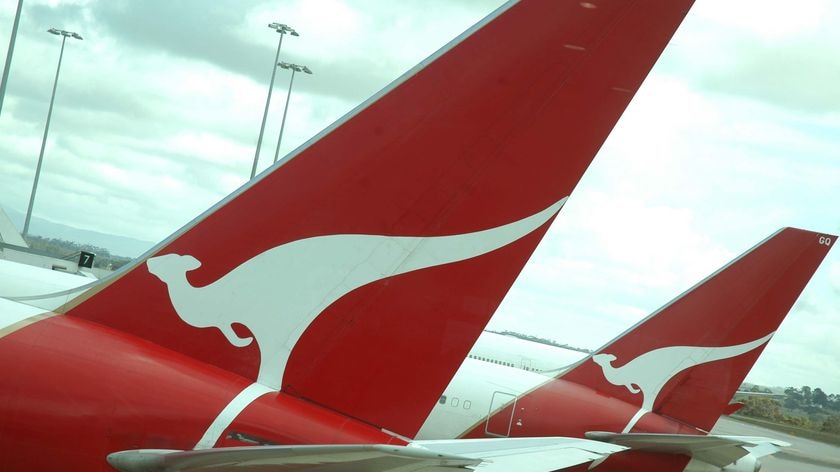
top-left (592, 333), bottom-right (774, 432)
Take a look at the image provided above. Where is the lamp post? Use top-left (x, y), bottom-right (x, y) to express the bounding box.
top-left (22, 28), bottom-right (82, 237)
top-left (272, 62), bottom-right (312, 164)
top-left (0, 0), bottom-right (24, 118)
top-left (249, 23), bottom-right (298, 180)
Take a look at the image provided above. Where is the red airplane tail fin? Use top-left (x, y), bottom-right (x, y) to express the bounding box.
top-left (561, 228), bottom-right (834, 432)
top-left (56, 0), bottom-right (695, 439)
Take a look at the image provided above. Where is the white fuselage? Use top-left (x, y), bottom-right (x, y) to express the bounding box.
top-left (466, 331), bottom-right (587, 374)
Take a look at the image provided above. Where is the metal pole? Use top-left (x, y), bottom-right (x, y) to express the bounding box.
top-left (273, 69), bottom-right (296, 164)
top-left (0, 0), bottom-right (24, 117)
top-left (23, 35), bottom-right (66, 237)
top-left (249, 32), bottom-right (284, 179)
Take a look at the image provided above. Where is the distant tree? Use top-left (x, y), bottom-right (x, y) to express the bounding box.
top-left (802, 386), bottom-right (813, 404)
top-left (828, 394), bottom-right (840, 412)
top-left (740, 397), bottom-right (782, 421)
top-left (22, 235), bottom-right (132, 271)
top-left (813, 388), bottom-right (829, 408)
top-left (784, 387), bottom-right (804, 410)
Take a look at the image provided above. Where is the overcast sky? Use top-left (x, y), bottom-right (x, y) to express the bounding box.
top-left (1, 0), bottom-right (838, 393)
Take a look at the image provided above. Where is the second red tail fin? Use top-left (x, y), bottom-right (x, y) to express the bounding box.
top-left (561, 228), bottom-right (834, 432)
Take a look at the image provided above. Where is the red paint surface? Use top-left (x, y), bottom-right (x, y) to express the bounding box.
top-left (0, 317), bottom-right (396, 470)
top-left (64, 0), bottom-right (695, 439)
top-left (460, 228), bottom-right (834, 471)
top-left (561, 228), bottom-right (833, 431)
top-left (223, 393), bottom-right (403, 447)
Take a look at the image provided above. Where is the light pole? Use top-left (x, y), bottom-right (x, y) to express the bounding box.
top-left (22, 28), bottom-right (82, 237)
top-left (272, 62), bottom-right (312, 164)
top-left (250, 23), bottom-right (298, 180)
top-left (0, 0), bottom-right (24, 117)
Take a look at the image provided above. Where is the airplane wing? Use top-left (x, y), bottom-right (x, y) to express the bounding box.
top-left (108, 438), bottom-right (626, 472)
top-left (585, 431), bottom-right (789, 467)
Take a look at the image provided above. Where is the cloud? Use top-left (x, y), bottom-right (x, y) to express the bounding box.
top-left (660, 0), bottom-right (840, 113)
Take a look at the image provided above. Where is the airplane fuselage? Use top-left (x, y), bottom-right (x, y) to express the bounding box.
top-left (418, 358), bottom-right (701, 471)
top-left (0, 301), bottom-right (401, 471)
top-left (0, 266), bottom-right (769, 472)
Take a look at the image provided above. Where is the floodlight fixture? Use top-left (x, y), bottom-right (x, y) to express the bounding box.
top-left (269, 23), bottom-right (299, 36)
top-left (272, 62), bottom-right (313, 164)
top-left (48, 28), bottom-right (83, 40)
top-left (277, 62), bottom-right (313, 75)
top-left (250, 22), bottom-right (300, 179)
top-left (22, 27), bottom-right (83, 236)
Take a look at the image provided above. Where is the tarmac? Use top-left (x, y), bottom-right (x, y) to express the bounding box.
top-left (711, 416), bottom-right (840, 472)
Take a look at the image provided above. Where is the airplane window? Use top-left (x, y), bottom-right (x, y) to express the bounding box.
top-left (439, 395), bottom-right (447, 405)
top-left (463, 400), bottom-right (471, 410)
top-left (451, 397), bottom-right (460, 407)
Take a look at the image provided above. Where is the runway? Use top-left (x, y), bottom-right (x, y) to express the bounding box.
top-left (711, 416), bottom-right (840, 472)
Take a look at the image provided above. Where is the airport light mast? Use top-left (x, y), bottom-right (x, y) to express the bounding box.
top-left (0, 0), bottom-right (24, 118)
top-left (272, 62), bottom-right (312, 164)
top-left (250, 23), bottom-right (299, 180)
top-left (22, 28), bottom-right (82, 237)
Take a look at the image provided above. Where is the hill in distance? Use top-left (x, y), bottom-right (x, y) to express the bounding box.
top-left (3, 207), bottom-right (154, 259)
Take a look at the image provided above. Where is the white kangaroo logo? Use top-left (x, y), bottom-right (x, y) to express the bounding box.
top-left (147, 198), bottom-right (566, 389)
top-left (592, 332), bottom-right (774, 433)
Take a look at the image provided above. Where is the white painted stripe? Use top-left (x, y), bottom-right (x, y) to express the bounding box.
top-left (621, 408), bottom-right (649, 433)
top-left (194, 382), bottom-right (275, 450)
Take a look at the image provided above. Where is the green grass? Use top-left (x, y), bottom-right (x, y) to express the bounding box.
top-left (730, 415), bottom-right (840, 447)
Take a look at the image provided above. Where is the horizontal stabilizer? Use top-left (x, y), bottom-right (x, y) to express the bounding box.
top-left (414, 437), bottom-right (626, 472)
top-left (108, 444), bottom-right (478, 472)
top-left (585, 431), bottom-right (789, 467)
top-left (108, 438), bottom-right (626, 472)
top-left (722, 402), bottom-right (745, 416)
